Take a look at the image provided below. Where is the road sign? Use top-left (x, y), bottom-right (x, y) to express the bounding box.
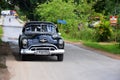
top-left (110, 16), bottom-right (118, 24)
top-left (57, 19), bottom-right (66, 24)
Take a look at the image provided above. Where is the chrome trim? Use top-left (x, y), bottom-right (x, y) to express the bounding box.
top-left (20, 49), bottom-right (64, 55)
top-left (28, 44), bottom-right (58, 50)
top-left (40, 39), bottom-right (47, 43)
top-left (30, 47), bottom-right (56, 50)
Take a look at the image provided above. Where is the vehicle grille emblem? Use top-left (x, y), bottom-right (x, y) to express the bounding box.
top-left (40, 39), bottom-right (47, 43)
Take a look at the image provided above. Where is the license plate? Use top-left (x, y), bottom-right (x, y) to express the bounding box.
top-left (35, 50), bottom-right (49, 55)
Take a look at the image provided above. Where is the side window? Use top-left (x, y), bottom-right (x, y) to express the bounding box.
top-left (47, 25), bottom-right (56, 33)
top-left (51, 25), bottom-right (56, 33)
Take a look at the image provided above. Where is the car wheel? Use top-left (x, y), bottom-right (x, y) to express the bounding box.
top-left (57, 54), bottom-right (63, 61)
top-left (20, 54), bottom-right (26, 61)
top-left (19, 48), bottom-right (22, 60)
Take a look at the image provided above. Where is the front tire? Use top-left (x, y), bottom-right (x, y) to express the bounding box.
top-left (20, 54), bottom-right (25, 61)
top-left (19, 48), bottom-right (25, 61)
top-left (57, 54), bottom-right (63, 61)
top-left (20, 54), bottom-right (26, 61)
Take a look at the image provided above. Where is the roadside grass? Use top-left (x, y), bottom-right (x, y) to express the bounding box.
top-left (61, 33), bottom-right (82, 42)
top-left (0, 26), bottom-right (3, 44)
top-left (64, 37), bottom-right (82, 42)
top-left (0, 26), bottom-right (3, 37)
top-left (0, 26), bottom-right (3, 33)
top-left (83, 41), bottom-right (120, 55)
top-left (63, 36), bottom-right (120, 55)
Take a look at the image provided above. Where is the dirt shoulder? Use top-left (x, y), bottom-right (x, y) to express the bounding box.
top-left (0, 42), bottom-right (10, 80)
top-left (65, 40), bottom-right (120, 60)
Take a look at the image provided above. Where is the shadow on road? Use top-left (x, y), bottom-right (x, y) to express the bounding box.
top-left (4, 41), bottom-right (57, 62)
top-left (12, 51), bottom-right (58, 62)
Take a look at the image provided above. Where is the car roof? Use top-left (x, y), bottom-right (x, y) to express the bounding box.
top-left (24, 21), bottom-right (55, 27)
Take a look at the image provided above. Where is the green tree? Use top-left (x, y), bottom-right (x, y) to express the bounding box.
top-left (35, 0), bottom-right (76, 22)
top-left (93, 0), bottom-right (120, 15)
top-left (0, 0), bottom-right (14, 11)
top-left (35, 0), bottom-right (80, 35)
top-left (74, 0), bottom-right (94, 23)
top-left (8, 0), bottom-right (51, 20)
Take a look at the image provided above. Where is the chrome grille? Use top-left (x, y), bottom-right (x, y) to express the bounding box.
top-left (30, 47), bottom-right (56, 51)
top-left (28, 44), bottom-right (58, 51)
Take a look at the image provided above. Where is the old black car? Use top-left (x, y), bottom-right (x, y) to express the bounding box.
top-left (19, 21), bottom-right (65, 61)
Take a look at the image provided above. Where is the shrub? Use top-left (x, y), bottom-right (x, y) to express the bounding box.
top-left (114, 30), bottom-right (120, 48)
top-left (79, 27), bottom-right (97, 41)
top-left (116, 31), bottom-right (120, 41)
top-left (95, 21), bottom-right (113, 42)
top-left (20, 15), bottom-right (27, 21)
top-left (62, 25), bottom-right (97, 41)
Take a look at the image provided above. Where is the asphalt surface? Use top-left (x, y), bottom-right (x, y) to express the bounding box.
top-left (2, 16), bottom-right (120, 80)
top-left (2, 16), bottom-right (22, 43)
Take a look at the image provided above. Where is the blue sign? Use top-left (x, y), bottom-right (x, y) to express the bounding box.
top-left (57, 19), bottom-right (66, 24)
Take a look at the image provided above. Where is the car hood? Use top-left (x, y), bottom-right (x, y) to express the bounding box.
top-left (27, 33), bottom-right (59, 47)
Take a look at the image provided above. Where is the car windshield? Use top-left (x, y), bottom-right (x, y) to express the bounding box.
top-left (25, 24), bottom-right (56, 33)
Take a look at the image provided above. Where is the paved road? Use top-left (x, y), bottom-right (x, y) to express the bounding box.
top-left (2, 16), bottom-right (23, 43)
top-left (2, 16), bottom-right (120, 80)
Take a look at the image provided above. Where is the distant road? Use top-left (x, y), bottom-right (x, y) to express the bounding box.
top-left (2, 15), bottom-right (120, 80)
top-left (2, 16), bottom-right (23, 43)
top-left (3, 16), bottom-right (23, 27)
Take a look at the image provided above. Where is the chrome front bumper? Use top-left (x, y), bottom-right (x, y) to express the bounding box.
top-left (21, 49), bottom-right (64, 55)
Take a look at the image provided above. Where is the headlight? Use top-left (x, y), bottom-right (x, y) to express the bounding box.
top-left (22, 39), bottom-right (27, 45)
top-left (59, 39), bottom-right (64, 44)
top-left (58, 39), bottom-right (64, 49)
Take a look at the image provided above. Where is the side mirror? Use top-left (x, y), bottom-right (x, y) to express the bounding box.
top-left (56, 27), bottom-right (59, 33)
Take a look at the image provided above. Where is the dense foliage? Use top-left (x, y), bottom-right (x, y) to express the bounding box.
top-left (1, 0), bottom-right (120, 42)
top-left (93, 0), bottom-right (120, 15)
top-left (1, 0), bottom-right (51, 20)
top-left (1, 0), bottom-right (120, 19)
top-left (35, 0), bottom-right (76, 22)
top-left (95, 21), bottom-right (113, 42)
top-left (0, 0), bottom-right (14, 12)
